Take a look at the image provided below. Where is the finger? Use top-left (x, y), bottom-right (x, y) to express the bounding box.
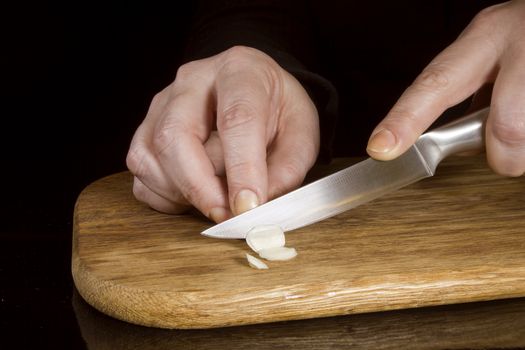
top-left (152, 80), bottom-right (231, 223)
top-left (132, 177), bottom-right (190, 214)
top-left (204, 131), bottom-right (225, 176)
top-left (486, 50), bottom-right (525, 177)
top-left (267, 83), bottom-right (320, 199)
top-left (367, 15), bottom-right (500, 160)
top-left (128, 144), bottom-right (193, 204)
top-left (127, 91), bottom-right (189, 203)
top-left (215, 61), bottom-right (275, 215)
top-left (129, 114), bottom-right (226, 200)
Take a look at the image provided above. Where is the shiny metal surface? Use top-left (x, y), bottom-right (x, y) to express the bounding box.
top-left (202, 108), bottom-right (489, 239)
top-left (417, 107), bottom-right (488, 173)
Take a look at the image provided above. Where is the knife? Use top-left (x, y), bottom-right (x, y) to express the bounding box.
top-left (202, 107), bottom-right (489, 239)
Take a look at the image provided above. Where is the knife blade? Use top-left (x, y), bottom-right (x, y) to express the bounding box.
top-left (202, 107), bottom-right (489, 239)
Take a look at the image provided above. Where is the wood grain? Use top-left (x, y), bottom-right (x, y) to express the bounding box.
top-left (72, 155), bottom-right (525, 329)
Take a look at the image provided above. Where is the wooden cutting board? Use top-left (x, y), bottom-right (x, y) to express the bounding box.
top-left (72, 155), bottom-right (525, 329)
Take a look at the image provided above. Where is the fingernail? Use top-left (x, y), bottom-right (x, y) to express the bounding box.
top-left (209, 207), bottom-right (230, 223)
top-left (234, 189), bottom-right (259, 215)
top-left (367, 129), bottom-right (397, 153)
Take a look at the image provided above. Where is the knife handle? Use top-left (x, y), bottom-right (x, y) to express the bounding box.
top-left (419, 107), bottom-right (489, 165)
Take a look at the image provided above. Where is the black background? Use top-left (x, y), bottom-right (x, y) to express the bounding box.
top-left (3, 3), bottom-right (194, 346)
top-left (1, 1), bottom-right (502, 347)
top-left (4, 2), bottom-right (194, 235)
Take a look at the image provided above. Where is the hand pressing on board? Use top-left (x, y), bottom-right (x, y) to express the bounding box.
top-left (126, 46), bottom-right (320, 223)
top-left (367, 1), bottom-right (525, 177)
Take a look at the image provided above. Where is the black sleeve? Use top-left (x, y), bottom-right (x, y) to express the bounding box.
top-left (182, 0), bottom-right (338, 163)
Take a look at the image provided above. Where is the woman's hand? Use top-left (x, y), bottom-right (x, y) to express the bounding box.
top-left (126, 46), bottom-right (319, 222)
top-left (367, 1), bottom-right (525, 177)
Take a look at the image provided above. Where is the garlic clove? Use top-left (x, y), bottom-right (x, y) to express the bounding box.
top-left (258, 247), bottom-right (297, 261)
top-left (245, 225), bottom-right (285, 252)
top-left (246, 253), bottom-right (269, 270)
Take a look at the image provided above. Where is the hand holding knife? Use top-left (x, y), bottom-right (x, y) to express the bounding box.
top-left (202, 108), bottom-right (489, 239)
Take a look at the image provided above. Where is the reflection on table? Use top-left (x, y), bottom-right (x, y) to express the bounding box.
top-left (73, 288), bottom-right (525, 350)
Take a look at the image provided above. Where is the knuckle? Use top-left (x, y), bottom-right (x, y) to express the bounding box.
top-left (126, 144), bottom-right (148, 177)
top-left (219, 55), bottom-right (254, 78)
top-left (386, 106), bottom-right (420, 125)
top-left (218, 101), bottom-right (258, 131)
top-left (222, 46), bottom-right (257, 64)
top-left (413, 65), bottom-right (451, 92)
top-left (150, 91), bottom-right (165, 106)
top-left (226, 159), bottom-right (256, 182)
top-left (219, 46), bottom-right (279, 87)
top-left (224, 159), bottom-right (262, 194)
top-left (491, 112), bottom-right (525, 147)
top-left (378, 106), bottom-right (423, 142)
top-left (460, 5), bottom-right (506, 56)
top-left (152, 121), bottom-right (177, 155)
top-left (174, 61), bottom-right (201, 84)
top-left (469, 5), bottom-right (503, 31)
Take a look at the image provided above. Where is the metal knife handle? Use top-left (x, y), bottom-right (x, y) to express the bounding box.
top-left (418, 107), bottom-right (489, 170)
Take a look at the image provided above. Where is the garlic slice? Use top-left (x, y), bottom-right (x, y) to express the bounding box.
top-left (246, 253), bottom-right (269, 270)
top-left (258, 247), bottom-right (297, 261)
top-left (245, 224), bottom-right (297, 264)
top-left (245, 225), bottom-right (285, 253)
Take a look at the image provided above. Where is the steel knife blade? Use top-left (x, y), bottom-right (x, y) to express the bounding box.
top-left (201, 108), bottom-right (489, 239)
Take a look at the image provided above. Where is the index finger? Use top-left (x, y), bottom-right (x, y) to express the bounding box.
top-left (152, 62), bottom-right (232, 222)
top-left (367, 8), bottom-right (502, 160)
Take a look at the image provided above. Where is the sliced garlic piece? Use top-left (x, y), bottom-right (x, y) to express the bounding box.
top-left (258, 247), bottom-right (297, 261)
top-left (246, 253), bottom-right (269, 270)
top-left (245, 224), bottom-right (298, 266)
top-left (245, 225), bottom-right (285, 253)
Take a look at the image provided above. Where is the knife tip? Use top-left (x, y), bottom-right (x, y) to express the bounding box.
top-left (200, 226), bottom-right (245, 239)
top-left (200, 226), bottom-right (214, 236)
top-left (200, 228), bottom-right (214, 237)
